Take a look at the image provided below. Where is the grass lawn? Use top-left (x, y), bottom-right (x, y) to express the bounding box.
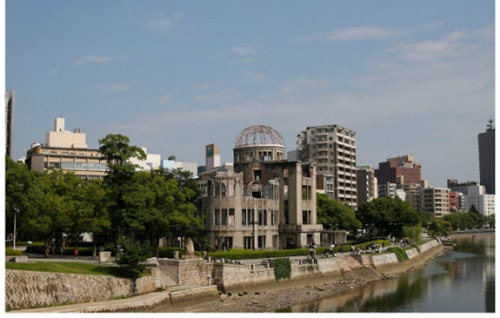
top-left (6, 261), bottom-right (118, 276)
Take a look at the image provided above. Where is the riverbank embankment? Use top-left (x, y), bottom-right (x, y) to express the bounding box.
top-left (9, 239), bottom-right (444, 313)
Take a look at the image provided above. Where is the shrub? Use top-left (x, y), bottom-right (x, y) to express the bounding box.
top-left (272, 258), bottom-right (291, 281)
top-left (386, 247), bottom-right (409, 262)
top-left (208, 248), bottom-right (309, 260)
top-left (5, 248), bottom-right (23, 256)
top-left (158, 247), bottom-right (185, 258)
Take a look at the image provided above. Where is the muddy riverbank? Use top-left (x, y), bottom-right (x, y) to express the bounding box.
top-left (147, 243), bottom-right (444, 312)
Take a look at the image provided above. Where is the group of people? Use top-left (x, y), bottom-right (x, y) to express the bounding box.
top-left (308, 242), bottom-right (337, 259)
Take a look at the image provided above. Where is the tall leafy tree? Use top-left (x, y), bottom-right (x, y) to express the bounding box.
top-left (99, 133), bottom-right (146, 240)
top-left (5, 156), bottom-right (35, 242)
top-left (356, 197), bottom-right (421, 238)
top-left (152, 168), bottom-right (203, 249)
top-left (316, 193), bottom-right (361, 232)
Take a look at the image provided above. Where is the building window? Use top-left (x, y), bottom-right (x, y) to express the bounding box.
top-left (272, 235), bottom-right (278, 248)
top-left (242, 209), bottom-right (254, 226)
top-left (228, 209), bottom-right (235, 226)
top-left (254, 169), bottom-right (261, 180)
top-left (216, 237), bottom-right (233, 250)
top-left (271, 210), bottom-right (278, 225)
top-left (302, 185), bottom-right (312, 200)
top-left (215, 209), bottom-right (220, 225)
top-left (302, 210), bottom-right (312, 224)
top-left (258, 236), bottom-right (266, 249)
top-left (284, 202), bottom-right (289, 224)
top-left (244, 236), bottom-right (254, 250)
top-left (258, 210), bottom-right (267, 225)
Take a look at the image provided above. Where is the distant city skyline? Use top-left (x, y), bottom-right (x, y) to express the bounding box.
top-left (5, 0), bottom-right (495, 188)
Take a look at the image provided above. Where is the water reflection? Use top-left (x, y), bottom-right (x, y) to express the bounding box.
top-left (284, 233), bottom-right (495, 313)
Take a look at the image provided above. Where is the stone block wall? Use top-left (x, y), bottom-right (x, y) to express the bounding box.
top-left (405, 248), bottom-right (419, 259)
top-left (370, 253), bottom-right (399, 267)
top-left (5, 270), bottom-right (130, 310)
top-left (420, 239), bottom-right (440, 252)
top-left (213, 263), bottom-right (275, 291)
top-left (158, 258), bottom-right (213, 287)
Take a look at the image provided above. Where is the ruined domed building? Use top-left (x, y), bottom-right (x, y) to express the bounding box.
top-left (198, 125), bottom-right (323, 250)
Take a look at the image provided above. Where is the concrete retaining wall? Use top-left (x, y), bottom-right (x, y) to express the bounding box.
top-left (6, 239), bottom-right (443, 311)
top-left (405, 248), bottom-right (419, 259)
top-left (158, 258), bottom-right (213, 287)
top-left (370, 253), bottom-right (399, 267)
top-left (213, 262), bottom-right (275, 291)
top-left (5, 270), bottom-right (131, 310)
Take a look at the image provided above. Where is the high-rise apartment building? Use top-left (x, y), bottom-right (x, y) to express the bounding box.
top-left (297, 125), bottom-right (357, 208)
top-left (205, 143), bottom-right (221, 170)
top-left (356, 165), bottom-right (377, 205)
top-left (421, 187), bottom-right (450, 218)
top-left (478, 120), bottom-right (495, 194)
top-left (375, 155), bottom-right (422, 186)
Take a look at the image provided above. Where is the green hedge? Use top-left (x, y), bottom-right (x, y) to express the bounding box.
top-left (24, 245), bottom-right (94, 256)
top-left (5, 248), bottom-right (23, 256)
top-left (157, 247), bottom-right (185, 258)
top-left (207, 248), bottom-right (309, 260)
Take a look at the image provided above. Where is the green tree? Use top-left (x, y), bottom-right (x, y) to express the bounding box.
top-left (99, 134), bottom-right (146, 240)
top-left (5, 156), bottom-right (35, 242)
top-left (402, 226), bottom-right (423, 245)
top-left (152, 168), bottom-right (203, 250)
top-left (115, 237), bottom-right (151, 294)
top-left (316, 193), bottom-right (361, 231)
top-left (427, 218), bottom-right (452, 237)
top-left (356, 197), bottom-right (421, 238)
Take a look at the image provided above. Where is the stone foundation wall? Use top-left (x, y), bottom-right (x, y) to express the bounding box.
top-left (5, 270), bottom-right (130, 310)
top-left (158, 258), bottom-right (213, 286)
top-left (213, 263), bottom-right (275, 291)
top-left (370, 253), bottom-right (399, 267)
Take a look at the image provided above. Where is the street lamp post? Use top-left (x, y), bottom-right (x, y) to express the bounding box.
top-left (13, 208), bottom-right (19, 251)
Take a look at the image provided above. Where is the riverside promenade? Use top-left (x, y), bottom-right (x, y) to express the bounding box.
top-left (10, 240), bottom-right (444, 313)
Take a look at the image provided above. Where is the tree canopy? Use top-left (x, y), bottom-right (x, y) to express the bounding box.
top-left (5, 133), bottom-right (203, 258)
top-left (316, 193), bottom-right (361, 232)
top-left (356, 197), bottom-right (421, 238)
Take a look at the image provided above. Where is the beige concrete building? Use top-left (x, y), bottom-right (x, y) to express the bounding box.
top-left (297, 124), bottom-right (357, 209)
top-left (356, 165), bottom-right (378, 205)
top-left (25, 118), bottom-right (107, 179)
top-left (198, 125), bottom-right (322, 250)
top-left (421, 187), bottom-right (450, 218)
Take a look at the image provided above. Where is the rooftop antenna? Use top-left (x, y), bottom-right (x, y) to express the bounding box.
top-left (487, 119), bottom-right (494, 130)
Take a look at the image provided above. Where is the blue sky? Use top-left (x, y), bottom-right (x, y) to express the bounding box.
top-left (5, 0), bottom-right (495, 187)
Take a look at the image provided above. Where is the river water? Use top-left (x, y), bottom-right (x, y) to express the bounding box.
top-left (282, 233), bottom-right (495, 313)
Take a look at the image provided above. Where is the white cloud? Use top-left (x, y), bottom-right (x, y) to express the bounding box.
top-left (112, 24), bottom-right (493, 187)
top-left (73, 55), bottom-right (127, 65)
top-left (290, 25), bottom-right (399, 43)
top-left (391, 30), bottom-right (470, 61)
top-left (326, 26), bottom-right (398, 41)
top-left (282, 77), bottom-right (330, 95)
top-left (147, 13), bottom-right (182, 31)
top-left (144, 13), bottom-right (188, 39)
top-left (244, 72), bottom-right (270, 84)
top-left (232, 46), bottom-right (257, 56)
top-left (153, 94), bottom-right (171, 104)
top-left (95, 84), bottom-right (130, 92)
top-left (195, 89), bottom-right (235, 104)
